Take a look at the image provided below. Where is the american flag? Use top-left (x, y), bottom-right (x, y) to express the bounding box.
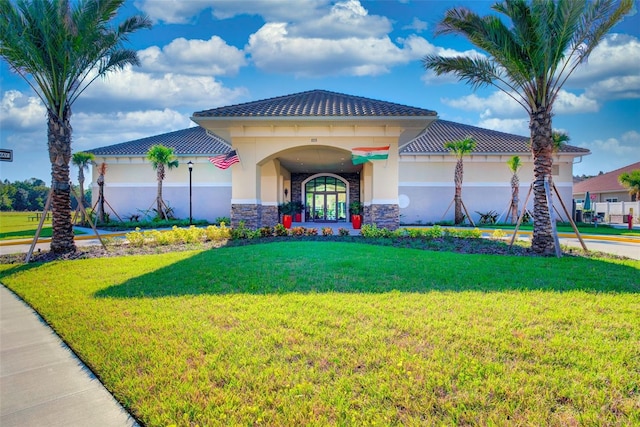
top-left (208, 150), bottom-right (240, 170)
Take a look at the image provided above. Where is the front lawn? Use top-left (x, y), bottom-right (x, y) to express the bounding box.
top-left (480, 222), bottom-right (639, 237)
top-left (1, 242), bottom-right (638, 426)
top-left (0, 211), bottom-right (86, 240)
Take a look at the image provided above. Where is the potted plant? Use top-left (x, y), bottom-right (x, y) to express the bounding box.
top-left (278, 202), bottom-right (294, 229)
top-left (349, 201), bottom-right (362, 229)
top-left (291, 201), bottom-right (304, 222)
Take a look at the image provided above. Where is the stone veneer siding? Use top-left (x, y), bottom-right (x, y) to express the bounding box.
top-left (261, 205), bottom-right (279, 227)
top-left (364, 204), bottom-right (400, 230)
top-left (231, 204), bottom-right (260, 229)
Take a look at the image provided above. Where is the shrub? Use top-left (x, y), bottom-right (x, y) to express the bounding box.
top-left (305, 228), bottom-right (318, 236)
top-left (231, 222), bottom-right (251, 240)
top-left (205, 224), bottom-right (231, 241)
top-left (259, 226), bottom-right (274, 237)
top-left (290, 226), bottom-right (306, 236)
top-left (338, 227), bottom-right (350, 236)
top-left (322, 227), bottom-right (333, 236)
top-left (125, 228), bottom-right (145, 247)
top-left (274, 223), bottom-right (288, 237)
top-left (492, 229), bottom-right (507, 240)
top-left (215, 216), bottom-right (231, 226)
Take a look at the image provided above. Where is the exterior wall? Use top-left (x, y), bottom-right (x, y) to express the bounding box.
top-left (91, 157), bottom-right (232, 222)
top-left (398, 155), bottom-right (575, 224)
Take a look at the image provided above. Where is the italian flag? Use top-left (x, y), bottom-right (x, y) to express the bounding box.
top-left (351, 145), bottom-right (390, 165)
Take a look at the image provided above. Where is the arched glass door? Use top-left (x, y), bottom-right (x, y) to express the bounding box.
top-left (305, 176), bottom-right (347, 222)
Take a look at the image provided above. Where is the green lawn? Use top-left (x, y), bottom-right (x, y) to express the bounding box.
top-left (1, 242), bottom-right (639, 426)
top-left (481, 222), bottom-right (639, 237)
top-left (0, 211), bottom-right (86, 240)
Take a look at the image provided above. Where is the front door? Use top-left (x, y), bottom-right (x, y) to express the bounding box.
top-left (305, 175), bottom-right (348, 222)
top-left (312, 193), bottom-right (338, 221)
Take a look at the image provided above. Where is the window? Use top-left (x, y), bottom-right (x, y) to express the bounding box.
top-left (551, 165), bottom-right (559, 176)
top-left (605, 198), bottom-right (618, 202)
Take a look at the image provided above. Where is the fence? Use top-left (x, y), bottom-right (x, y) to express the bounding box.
top-left (575, 201), bottom-right (639, 224)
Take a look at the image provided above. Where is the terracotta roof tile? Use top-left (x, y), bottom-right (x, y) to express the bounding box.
top-left (401, 120), bottom-right (591, 154)
top-left (87, 127), bottom-right (230, 156)
top-left (193, 89), bottom-right (437, 118)
top-left (573, 162), bottom-right (640, 193)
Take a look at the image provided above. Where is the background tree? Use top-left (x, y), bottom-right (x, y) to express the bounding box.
top-left (423, 0), bottom-right (632, 254)
top-left (146, 144), bottom-right (179, 220)
top-left (507, 156), bottom-right (522, 223)
top-left (72, 152), bottom-right (95, 209)
top-left (0, 0), bottom-right (151, 254)
top-left (618, 170), bottom-right (640, 201)
top-left (444, 137), bottom-right (476, 225)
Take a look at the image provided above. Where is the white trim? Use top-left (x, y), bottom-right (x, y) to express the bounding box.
top-left (231, 199), bottom-right (261, 204)
top-left (371, 199), bottom-right (399, 205)
top-left (399, 181), bottom-right (574, 188)
top-left (262, 202), bottom-right (279, 206)
top-left (91, 182), bottom-right (231, 188)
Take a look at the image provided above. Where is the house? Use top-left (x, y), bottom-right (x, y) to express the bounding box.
top-left (573, 161), bottom-right (640, 204)
top-left (88, 90), bottom-right (589, 228)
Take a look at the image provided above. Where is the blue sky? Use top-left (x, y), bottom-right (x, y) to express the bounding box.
top-left (1, 0), bottom-right (639, 183)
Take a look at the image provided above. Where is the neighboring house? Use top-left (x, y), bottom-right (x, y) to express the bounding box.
top-left (573, 162), bottom-right (640, 204)
top-left (88, 90), bottom-right (589, 228)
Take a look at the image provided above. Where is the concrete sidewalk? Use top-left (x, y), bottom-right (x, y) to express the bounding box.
top-left (0, 285), bottom-right (138, 427)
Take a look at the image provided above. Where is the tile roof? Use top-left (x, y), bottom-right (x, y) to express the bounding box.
top-left (87, 126), bottom-right (231, 156)
top-left (401, 120), bottom-right (591, 154)
top-left (193, 89), bottom-right (437, 118)
top-left (573, 161), bottom-right (640, 193)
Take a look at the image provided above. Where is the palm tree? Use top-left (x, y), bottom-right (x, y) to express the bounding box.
top-left (423, 0), bottom-right (632, 254)
top-left (95, 162), bottom-right (108, 223)
top-left (0, 0), bottom-right (151, 254)
top-left (507, 156), bottom-right (522, 223)
top-left (72, 152), bottom-right (95, 209)
top-left (444, 137), bottom-right (476, 224)
top-left (146, 144), bottom-right (179, 220)
top-left (552, 130), bottom-right (570, 152)
top-left (619, 169), bottom-right (640, 201)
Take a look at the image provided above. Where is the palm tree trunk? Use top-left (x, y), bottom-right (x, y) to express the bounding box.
top-left (510, 174), bottom-right (519, 224)
top-left (156, 165), bottom-right (165, 220)
top-left (47, 110), bottom-right (76, 254)
top-left (454, 159), bottom-right (463, 224)
top-left (78, 169), bottom-right (85, 208)
top-left (530, 108), bottom-right (555, 255)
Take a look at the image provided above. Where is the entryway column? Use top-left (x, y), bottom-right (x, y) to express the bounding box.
top-left (230, 146), bottom-right (261, 228)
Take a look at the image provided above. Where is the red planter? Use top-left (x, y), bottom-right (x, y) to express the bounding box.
top-left (283, 215), bottom-right (293, 229)
top-left (294, 213), bottom-right (302, 222)
top-left (352, 214), bottom-right (362, 230)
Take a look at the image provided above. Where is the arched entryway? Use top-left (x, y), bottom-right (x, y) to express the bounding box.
top-left (301, 174), bottom-right (350, 223)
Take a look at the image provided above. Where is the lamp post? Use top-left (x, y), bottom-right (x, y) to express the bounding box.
top-left (187, 161), bottom-right (193, 225)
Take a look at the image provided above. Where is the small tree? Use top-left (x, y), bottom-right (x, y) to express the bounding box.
top-left (507, 156), bottom-right (522, 223)
top-left (444, 137), bottom-right (476, 224)
top-left (146, 144), bottom-right (179, 220)
top-left (619, 169), bottom-right (640, 201)
top-left (72, 152), bottom-right (95, 208)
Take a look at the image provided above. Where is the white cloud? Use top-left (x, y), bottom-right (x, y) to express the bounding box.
top-left (71, 109), bottom-right (194, 151)
top-left (569, 33), bottom-right (640, 100)
top-left (477, 117), bottom-right (529, 136)
top-left (288, 0), bottom-right (392, 39)
top-left (553, 91), bottom-right (599, 114)
top-left (246, 22), bottom-right (415, 77)
top-left (576, 136), bottom-right (638, 157)
top-left (442, 91), bottom-right (523, 117)
top-left (0, 90), bottom-right (46, 131)
top-left (403, 17), bottom-right (428, 33)
top-left (442, 88), bottom-right (600, 119)
top-left (133, 0), bottom-right (211, 24)
top-left (79, 66), bottom-right (248, 112)
top-left (139, 36), bottom-right (247, 76)
top-left (621, 130), bottom-right (640, 142)
top-left (135, 0), bottom-right (329, 24)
